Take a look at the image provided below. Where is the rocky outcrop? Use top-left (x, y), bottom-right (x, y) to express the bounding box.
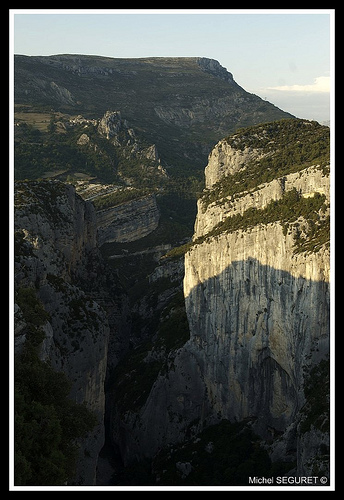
top-left (98, 110), bottom-right (161, 163)
top-left (14, 181), bottom-right (110, 485)
top-left (96, 194), bottom-right (160, 244)
top-left (197, 57), bottom-right (235, 84)
top-left (14, 181), bottom-right (97, 281)
top-left (195, 164), bottom-right (329, 239)
top-left (98, 110), bottom-right (132, 142)
top-left (204, 142), bottom-right (264, 189)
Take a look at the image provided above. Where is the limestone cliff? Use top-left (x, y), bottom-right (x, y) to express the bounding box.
top-left (183, 119), bottom-right (330, 474)
top-left (14, 181), bottom-right (110, 485)
top-left (96, 194), bottom-right (160, 245)
top-left (13, 118), bottom-right (331, 484)
top-left (184, 228), bottom-right (329, 430)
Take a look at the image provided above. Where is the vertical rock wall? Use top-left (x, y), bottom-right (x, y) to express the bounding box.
top-left (14, 181), bottom-right (110, 485)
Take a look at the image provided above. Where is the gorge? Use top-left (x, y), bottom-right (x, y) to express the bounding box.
top-left (105, 119), bottom-right (330, 483)
top-left (13, 56), bottom-right (331, 487)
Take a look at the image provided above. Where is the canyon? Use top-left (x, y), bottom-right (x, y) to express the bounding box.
top-left (105, 120), bottom-right (330, 483)
top-left (14, 119), bottom-right (330, 485)
top-left (13, 55), bottom-right (331, 487)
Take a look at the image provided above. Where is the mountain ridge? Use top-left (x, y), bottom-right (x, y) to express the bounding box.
top-left (14, 54), bottom-right (294, 174)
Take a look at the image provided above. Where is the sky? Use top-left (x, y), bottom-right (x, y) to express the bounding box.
top-left (11, 9), bottom-right (334, 123)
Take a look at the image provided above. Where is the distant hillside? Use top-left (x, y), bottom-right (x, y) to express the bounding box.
top-left (14, 55), bottom-right (294, 175)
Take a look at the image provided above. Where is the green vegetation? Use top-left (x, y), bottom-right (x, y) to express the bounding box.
top-left (155, 292), bottom-right (190, 351)
top-left (108, 291), bottom-right (190, 418)
top-left (92, 188), bottom-right (150, 210)
top-left (152, 420), bottom-right (295, 486)
top-left (168, 188), bottom-right (329, 258)
top-left (195, 189), bottom-right (329, 255)
top-left (226, 118), bottom-right (328, 152)
top-left (14, 180), bottom-right (72, 229)
top-left (298, 359), bottom-right (330, 477)
top-left (14, 121), bottom-right (115, 183)
top-left (109, 342), bottom-right (163, 415)
top-left (202, 119), bottom-right (330, 208)
top-left (14, 287), bottom-right (97, 486)
top-left (14, 230), bottom-right (33, 261)
top-left (164, 241), bottom-right (193, 260)
top-left (300, 359), bottom-right (330, 435)
top-left (15, 288), bottom-right (50, 344)
top-left (14, 113), bottom-right (203, 210)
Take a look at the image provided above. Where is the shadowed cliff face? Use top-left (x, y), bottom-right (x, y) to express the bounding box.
top-left (179, 119), bottom-right (330, 447)
top-left (184, 257), bottom-right (329, 437)
top-left (14, 180), bottom-right (126, 485)
top-left (110, 256), bottom-right (329, 466)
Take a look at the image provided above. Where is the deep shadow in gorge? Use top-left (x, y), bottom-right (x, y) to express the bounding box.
top-left (97, 256), bottom-right (330, 485)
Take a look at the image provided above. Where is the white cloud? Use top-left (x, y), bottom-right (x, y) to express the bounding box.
top-left (267, 76), bottom-right (330, 93)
